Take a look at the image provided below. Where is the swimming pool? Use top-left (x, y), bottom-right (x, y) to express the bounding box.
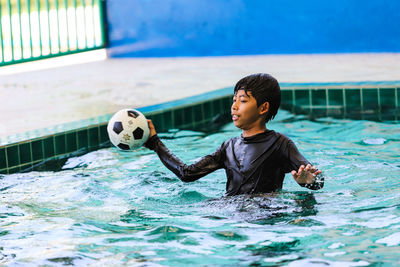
top-left (1, 109), bottom-right (400, 266)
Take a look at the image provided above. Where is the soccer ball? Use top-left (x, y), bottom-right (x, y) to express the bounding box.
top-left (107, 109), bottom-right (150, 150)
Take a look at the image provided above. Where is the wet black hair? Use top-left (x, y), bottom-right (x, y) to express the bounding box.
top-left (233, 73), bottom-right (281, 123)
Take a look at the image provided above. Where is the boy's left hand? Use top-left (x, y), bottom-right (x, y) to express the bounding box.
top-left (291, 164), bottom-right (322, 185)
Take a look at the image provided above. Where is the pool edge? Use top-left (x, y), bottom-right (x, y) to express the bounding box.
top-left (1, 82), bottom-right (400, 174)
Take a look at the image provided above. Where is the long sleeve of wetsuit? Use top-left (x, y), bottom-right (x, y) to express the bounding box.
top-left (144, 135), bottom-right (225, 182)
top-left (284, 139), bottom-right (324, 190)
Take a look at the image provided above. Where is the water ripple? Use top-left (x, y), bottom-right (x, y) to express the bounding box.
top-left (1, 110), bottom-right (400, 265)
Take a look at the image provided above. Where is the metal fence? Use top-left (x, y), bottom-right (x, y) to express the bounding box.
top-left (0, 0), bottom-right (106, 66)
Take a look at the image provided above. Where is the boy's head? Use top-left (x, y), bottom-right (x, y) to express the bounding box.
top-left (233, 73), bottom-right (281, 123)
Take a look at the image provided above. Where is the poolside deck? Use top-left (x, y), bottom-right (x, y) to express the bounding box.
top-left (1, 51), bottom-right (400, 139)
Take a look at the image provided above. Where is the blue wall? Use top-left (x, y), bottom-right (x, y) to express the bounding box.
top-left (106, 0), bottom-right (400, 57)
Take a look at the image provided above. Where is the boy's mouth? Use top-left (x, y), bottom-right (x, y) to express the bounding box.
top-left (232, 114), bottom-right (239, 121)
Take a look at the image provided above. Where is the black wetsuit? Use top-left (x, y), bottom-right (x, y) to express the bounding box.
top-left (145, 130), bottom-right (324, 196)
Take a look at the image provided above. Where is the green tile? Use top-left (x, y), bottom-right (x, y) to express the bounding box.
top-left (379, 88), bottom-right (396, 108)
top-left (345, 89), bottom-right (361, 107)
top-left (193, 104), bottom-right (203, 122)
top-left (151, 113), bottom-right (164, 131)
top-left (328, 89), bottom-right (344, 106)
top-left (6, 145), bottom-right (19, 168)
top-left (363, 111), bottom-right (382, 120)
top-left (310, 108), bottom-right (327, 118)
top-left (347, 111), bottom-right (362, 120)
top-left (183, 106), bottom-right (193, 126)
top-left (327, 107), bottom-right (344, 118)
top-left (99, 124), bottom-right (109, 143)
top-left (220, 98), bottom-right (228, 113)
top-left (43, 136), bottom-right (55, 158)
top-left (31, 140), bottom-right (43, 162)
top-left (174, 109), bottom-right (184, 128)
top-left (362, 88), bottom-right (379, 108)
top-left (55, 134), bottom-right (66, 155)
top-left (0, 168), bottom-right (7, 174)
top-left (77, 129), bottom-right (88, 149)
top-left (213, 99), bottom-right (223, 114)
top-left (19, 143), bottom-right (32, 165)
top-left (381, 112), bottom-right (396, 121)
top-left (66, 132), bottom-right (77, 153)
top-left (311, 89), bottom-right (327, 106)
top-left (8, 166), bottom-right (20, 174)
top-left (162, 110), bottom-right (174, 129)
top-left (222, 96), bottom-right (232, 111)
top-left (0, 148), bottom-right (6, 169)
top-left (294, 90), bottom-right (310, 106)
top-left (281, 90), bottom-right (293, 106)
top-left (203, 101), bottom-right (214, 120)
top-left (20, 163), bottom-right (33, 172)
top-left (88, 127), bottom-right (99, 148)
top-left (397, 88), bottom-right (400, 107)
top-left (220, 98), bottom-right (227, 113)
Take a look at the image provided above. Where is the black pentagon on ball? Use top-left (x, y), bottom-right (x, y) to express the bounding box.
top-left (113, 121), bottom-right (124, 134)
top-left (127, 110), bottom-right (139, 118)
top-left (132, 127), bottom-right (144, 139)
top-left (117, 143), bottom-right (130, 150)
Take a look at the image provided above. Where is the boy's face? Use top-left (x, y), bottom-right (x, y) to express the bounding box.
top-left (231, 90), bottom-right (267, 130)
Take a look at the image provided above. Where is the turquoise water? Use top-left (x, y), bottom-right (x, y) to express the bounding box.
top-left (1, 110), bottom-right (400, 266)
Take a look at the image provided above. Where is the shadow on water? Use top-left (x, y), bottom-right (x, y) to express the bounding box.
top-left (120, 209), bottom-right (157, 224)
top-left (243, 239), bottom-right (303, 264)
top-left (47, 256), bottom-right (82, 266)
top-left (202, 191), bottom-right (321, 225)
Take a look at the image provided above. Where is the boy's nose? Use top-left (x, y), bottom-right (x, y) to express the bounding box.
top-left (231, 102), bottom-right (237, 111)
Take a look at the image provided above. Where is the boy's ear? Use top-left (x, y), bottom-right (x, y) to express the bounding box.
top-left (259, 102), bottom-right (269, 115)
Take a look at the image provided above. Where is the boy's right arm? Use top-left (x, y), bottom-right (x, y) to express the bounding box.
top-left (144, 120), bottom-right (224, 182)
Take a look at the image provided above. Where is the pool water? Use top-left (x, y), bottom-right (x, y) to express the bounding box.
top-left (1, 110), bottom-right (400, 266)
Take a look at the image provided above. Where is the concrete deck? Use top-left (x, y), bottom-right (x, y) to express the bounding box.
top-left (1, 51), bottom-right (400, 139)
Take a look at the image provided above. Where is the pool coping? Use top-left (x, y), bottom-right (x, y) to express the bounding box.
top-left (1, 81), bottom-right (400, 174)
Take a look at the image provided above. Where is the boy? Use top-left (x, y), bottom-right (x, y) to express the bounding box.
top-left (145, 73), bottom-right (324, 196)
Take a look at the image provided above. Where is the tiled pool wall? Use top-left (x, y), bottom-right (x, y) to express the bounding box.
top-left (282, 86), bottom-right (399, 121)
top-left (1, 85), bottom-right (399, 175)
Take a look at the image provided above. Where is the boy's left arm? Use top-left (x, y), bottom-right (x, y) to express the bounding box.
top-left (291, 164), bottom-right (324, 190)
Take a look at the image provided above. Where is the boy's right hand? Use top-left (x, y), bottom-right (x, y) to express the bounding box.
top-left (147, 119), bottom-right (157, 139)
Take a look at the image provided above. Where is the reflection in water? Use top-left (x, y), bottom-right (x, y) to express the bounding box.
top-left (203, 191), bottom-right (319, 224)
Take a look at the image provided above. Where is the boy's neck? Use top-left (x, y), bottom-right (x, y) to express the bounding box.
top-left (242, 125), bottom-right (267, 137)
